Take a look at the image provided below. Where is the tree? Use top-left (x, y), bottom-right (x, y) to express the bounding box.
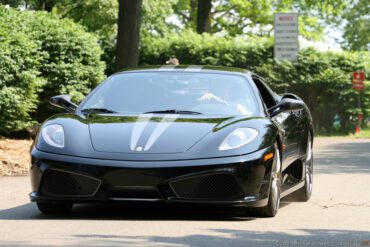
top-left (115, 0), bottom-right (143, 71)
top-left (0, 0), bottom-right (57, 11)
top-left (172, 0), bottom-right (347, 40)
top-left (196, 0), bottom-right (212, 33)
top-left (54, 0), bottom-right (118, 39)
top-left (141, 0), bottom-right (176, 36)
top-left (173, 0), bottom-right (197, 30)
top-left (341, 0), bottom-right (370, 51)
top-left (54, 0), bottom-right (173, 74)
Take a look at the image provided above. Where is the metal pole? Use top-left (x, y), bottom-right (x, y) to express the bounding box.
top-left (357, 91), bottom-right (362, 132)
top-left (358, 91), bottom-right (361, 109)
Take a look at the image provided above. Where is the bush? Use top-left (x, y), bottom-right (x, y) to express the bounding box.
top-left (0, 7), bottom-right (105, 135)
top-left (140, 31), bottom-right (370, 133)
top-left (0, 7), bottom-right (44, 134)
top-left (24, 11), bottom-right (106, 121)
top-left (140, 30), bottom-right (272, 69)
top-left (256, 49), bottom-right (370, 133)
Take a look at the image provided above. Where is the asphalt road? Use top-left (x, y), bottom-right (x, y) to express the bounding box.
top-left (0, 137), bottom-right (369, 247)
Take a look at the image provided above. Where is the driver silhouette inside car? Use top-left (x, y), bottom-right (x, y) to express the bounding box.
top-left (197, 84), bottom-right (252, 115)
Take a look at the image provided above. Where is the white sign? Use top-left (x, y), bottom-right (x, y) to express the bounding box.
top-left (274, 13), bottom-right (299, 62)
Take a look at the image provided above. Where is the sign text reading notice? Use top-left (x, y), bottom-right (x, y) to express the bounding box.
top-left (274, 13), bottom-right (299, 62)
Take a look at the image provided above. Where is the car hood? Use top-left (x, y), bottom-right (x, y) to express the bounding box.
top-left (88, 114), bottom-right (232, 154)
top-left (37, 113), bottom-right (276, 160)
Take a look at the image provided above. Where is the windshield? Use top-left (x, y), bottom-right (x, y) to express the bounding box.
top-left (81, 72), bottom-right (259, 116)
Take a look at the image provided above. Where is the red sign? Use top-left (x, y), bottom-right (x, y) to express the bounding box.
top-left (353, 71), bottom-right (365, 82)
top-left (352, 71), bottom-right (365, 90)
top-left (352, 83), bottom-right (365, 90)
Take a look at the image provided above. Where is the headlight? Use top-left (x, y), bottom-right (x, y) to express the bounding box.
top-left (41, 124), bottom-right (65, 148)
top-left (219, 128), bottom-right (258, 151)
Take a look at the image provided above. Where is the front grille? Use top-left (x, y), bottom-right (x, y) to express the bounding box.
top-left (169, 173), bottom-right (244, 200)
top-left (109, 187), bottom-right (160, 199)
top-left (40, 170), bottom-right (101, 197)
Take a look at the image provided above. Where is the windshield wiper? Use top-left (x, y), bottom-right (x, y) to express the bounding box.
top-left (81, 108), bottom-right (118, 114)
top-left (144, 109), bottom-right (202, 115)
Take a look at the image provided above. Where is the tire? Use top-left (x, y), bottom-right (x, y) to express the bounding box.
top-left (247, 144), bottom-right (281, 217)
top-left (37, 202), bottom-right (73, 214)
top-left (290, 132), bottom-right (313, 202)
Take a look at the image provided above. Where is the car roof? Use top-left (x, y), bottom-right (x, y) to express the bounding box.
top-left (116, 65), bottom-right (252, 76)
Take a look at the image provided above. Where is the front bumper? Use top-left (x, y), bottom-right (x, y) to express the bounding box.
top-left (30, 146), bottom-right (274, 207)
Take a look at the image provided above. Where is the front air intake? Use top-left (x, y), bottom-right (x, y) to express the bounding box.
top-left (40, 170), bottom-right (101, 197)
top-left (169, 173), bottom-right (244, 200)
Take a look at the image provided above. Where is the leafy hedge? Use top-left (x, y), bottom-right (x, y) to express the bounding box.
top-left (140, 31), bottom-right (272, 69)
top-left (256, 50), bottom-right (370, 133)
top-left (140, 31), bottom-right (370, 133)
top-left (0, 7), bottom-right (44, 134)
top-left (0, 7), bottom-right (105, 135)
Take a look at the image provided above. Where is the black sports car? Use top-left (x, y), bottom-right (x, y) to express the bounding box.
top-left (30, 65), bottom-right (313, 217)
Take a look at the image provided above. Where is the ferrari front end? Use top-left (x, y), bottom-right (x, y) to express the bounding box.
top-left (30, 143), bottom-right (276, 207)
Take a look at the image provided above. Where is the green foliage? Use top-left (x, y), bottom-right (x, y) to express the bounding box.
top-left (172, 0), bottom-right (346, 40)
top-left (0, 6), bottom-right (44, 134)
top-left (0, 0), bottom-right (58, 11)
top-left (54, 0), bottom-right (118, 39)
top-left (140, 31), bottom-right (370, 133)
top-left (52, 0), bottom-right (176, 74)
top-left (141, 0), bottom-right (176, 36)
top-left (141, 30), bottom-right (273, 67)
top-left (0, 6), bottom-right (105, 135)
top-left (53, 0), bottom-right (117, 75)
top-left (257, 49), bottom-right (370, 133)
top-left (172, 0), bottom-right (197, 30)
top-left (2, 0), bottom-right (365, 52)
top-left (24, 11), bottom-right (105, 119)
top-left (341, 0), bottom-right (370, 51)
top-left (0, 1), bottom-right (367, 136)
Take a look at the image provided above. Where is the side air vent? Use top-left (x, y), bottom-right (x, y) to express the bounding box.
top-left (40, 170), bottom-right (101, 197)
top-left (170, 173), bottom-right (244, 200)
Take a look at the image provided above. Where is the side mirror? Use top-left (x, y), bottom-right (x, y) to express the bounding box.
top-left (50, 95), bottom-right (77, 113)
top-left (269, 98), bottom-right (304, 117)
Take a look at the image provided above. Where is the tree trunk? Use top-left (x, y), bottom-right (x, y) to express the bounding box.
top-left (196, 0), bottom-right (212, 34)
top-left (37, 0), bottom-right (54, 12)
top-left (115, 0), bottom-right (143, 71)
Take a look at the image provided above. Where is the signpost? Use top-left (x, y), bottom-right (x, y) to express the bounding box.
top-left (352, 71), bottom-right (365, 90)
top-left (274, 13), bottom-right (299, 62)
top-left (352, 71), bottom-right (366, 133)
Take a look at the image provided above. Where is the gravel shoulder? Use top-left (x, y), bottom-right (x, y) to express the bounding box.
top-left (0, 138), bottom-right (32, 176)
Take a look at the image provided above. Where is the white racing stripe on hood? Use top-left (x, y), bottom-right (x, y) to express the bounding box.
top-left (158, 65), bottom-right (176, 71)
top-left (185, 65), bottom-right (203, 72)
top-left (130, 114), bottom-right (153, 151)
top-left (144, 114), bottom-right (179, 151)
